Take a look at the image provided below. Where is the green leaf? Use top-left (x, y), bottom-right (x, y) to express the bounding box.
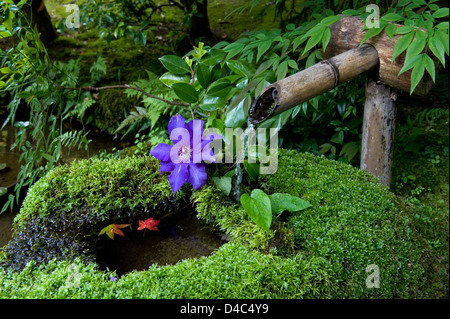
top-left (428, 36), bottom-right (446, 67)
top-left (339, 142), bottom-right (359, 161)
top-left (276, 60), bottom-right (288, 81)
top-left (0, 67), bottom-right (12, 74)
top-left (293, 34), bottom-right (308, 51)
top-left (269, 193), bottom-right (312, 216)
top-left (381, 13), bottom-right (404, 22)
top-left (322, 27), bottom-right (332, 50)
top-left (207, 80), bottom-right (232, 98)
top-left (257, 39), bottom-right (273, 62)
top-left (410, 54), bottom-right (426, 94)
top-left (201, 48), bottom-right (227, 65)
top-left (435, 21), bottom-right (449, 30)
top-left (226, 60), bottom-right (254, 77)
top-left (224, 42), bottom-right (245, 59)
top-left (319, 143), bottom-right (332, 154)
top-left (224, 96), bottom-right (247, 128)
top-left (0, 187), bottom-right (7, 197)
top-left (288, 59), bottom-right (298, 70)
top-left (0, 163), bottom-right (6, 170)
top-left (41, 153), bottom-right (55, 162)
top-left (196, 63), bottom-right (211, 89)
top-left (320, 15), bottom-right (341, 26)
top-left (395, 26), bottom-right (415, 34)
top-left (342, 9), bottom-right (360, 16)
top-left (243, 160), bottom-right (260, 180)
top-left (435, 28), bottom-right (449, 55)
top-left (240, 189), bottom-right (272, 232)
top-left (159, 72), bottom-right (190, 87)
top-left (303, 27), bottom-right (324, 53)
top-left (172, 83), bottom-right (199, 104)
top-left (200, 96), bottom-right (226, 112)
top-left (360, 25), bottom-right (385, 45)
top-left (159, 55), bottom-right (191, 75)
top-left (423, 54), bottom-right (435, 82)
top-left (385, 23), bottom-right (397, 40)
top-left (398, 53), bottom-right (422, 76)
top-left (405, 30), bottom-right (427, 62)
top-left (210, 64), bottom-right (222, 82)
top-left (432, 8), bottom-right (449, 18)
top-left (213, 176), bottom-right (232, 196)
top-left (392, 31), bottom-right (415, 62)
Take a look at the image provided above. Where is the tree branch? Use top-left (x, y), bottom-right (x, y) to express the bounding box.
top-left (55, 84), bottom-right (189, 107)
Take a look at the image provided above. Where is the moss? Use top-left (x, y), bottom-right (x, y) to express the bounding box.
top-left (259, 149), bottom-right (425, 298)
top-left (0, 242), bottom-right (335, 299)
top-left (93, 89), bottom-right (140, 134)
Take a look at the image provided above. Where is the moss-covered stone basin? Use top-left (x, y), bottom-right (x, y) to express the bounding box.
top-left (0, 149), bottom-right (425, 298)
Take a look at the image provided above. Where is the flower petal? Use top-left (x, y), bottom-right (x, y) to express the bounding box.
top-left (168, 163), bottom-right (189, 194)
top-left (150, 143), bottom-right (172, 162)
top-left (159, 161), bottom-right (175, 173)
top-left (187, 163), bottom-right (207, 190)
top-left (168, 114), bottom-right (188, 143)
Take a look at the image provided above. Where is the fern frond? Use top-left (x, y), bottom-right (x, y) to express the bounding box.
top-left (115, 106), bottom-right (150, 133)
top-left (59, 130), bottom-right (91, 150)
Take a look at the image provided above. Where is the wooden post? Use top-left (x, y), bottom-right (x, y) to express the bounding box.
top-left (360, 78), bottom-right (397, 186)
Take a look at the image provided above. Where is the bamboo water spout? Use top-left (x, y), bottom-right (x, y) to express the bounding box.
top-left (249, 44), bottom-right (379, 125)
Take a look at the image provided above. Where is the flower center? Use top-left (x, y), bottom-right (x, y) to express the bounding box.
top-left (179, 145), bottom-right (192, 163)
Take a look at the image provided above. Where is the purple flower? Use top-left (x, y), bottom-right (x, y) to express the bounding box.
top-left (150, 114), bottom-right (221, 194)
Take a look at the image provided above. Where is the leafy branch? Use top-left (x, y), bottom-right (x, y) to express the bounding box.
top-left (55, 83), bottom-right (190, 107)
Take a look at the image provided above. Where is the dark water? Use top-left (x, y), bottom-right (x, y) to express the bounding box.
top-left (96, 213), bottom-right (226, 276)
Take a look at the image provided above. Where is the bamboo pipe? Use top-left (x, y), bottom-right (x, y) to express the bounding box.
top-left (248, 44), bottom-right (379, 125)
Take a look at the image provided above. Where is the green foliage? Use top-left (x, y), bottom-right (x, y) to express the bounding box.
top-left (0, 3), bottom-right (122, 212)
top-left (354, 0), bottom-right (449, 94)
top-left (116, 71), bottom-right (184, 137)
top-left (240, 189), bottom-right (272, 232)
top-left (240, 189), bottom-right (312, 232)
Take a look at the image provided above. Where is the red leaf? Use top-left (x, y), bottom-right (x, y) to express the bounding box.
top-left (137, 217), bottom-right (160, 232)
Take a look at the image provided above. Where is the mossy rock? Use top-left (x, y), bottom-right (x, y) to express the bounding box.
top-left (93, 89), bottom-right (140, 134)
top-left (1, 155), bottom-right (187, 271)
top-left (0, 149), bottom-right (425, 298)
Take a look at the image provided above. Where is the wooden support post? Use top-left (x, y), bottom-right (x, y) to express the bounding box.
top-left (360, 78), bottom-right (397, 186)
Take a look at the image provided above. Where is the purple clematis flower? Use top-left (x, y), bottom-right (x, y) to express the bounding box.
top-left (150, 114), bottom-right (221, 194)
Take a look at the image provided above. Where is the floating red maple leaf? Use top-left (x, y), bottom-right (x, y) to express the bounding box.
top-left (98, 224), bottom-right (130, 240)
top-left (137, 217), bottom-right (160, 234)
